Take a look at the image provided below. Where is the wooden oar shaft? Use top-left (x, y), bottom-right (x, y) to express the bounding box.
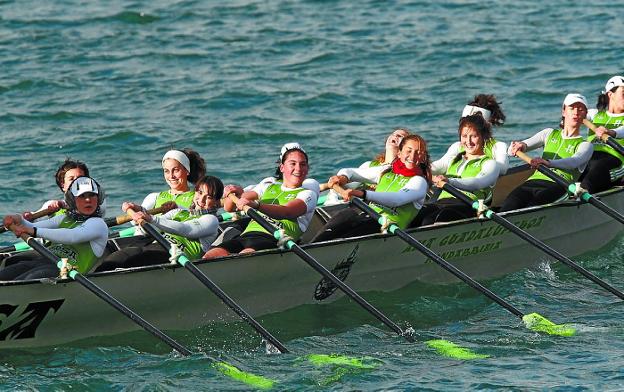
top-left (227, 194), bottom-right (412, 341)
top-left (349, 197), bottom-right (525, 319)
top-left (18, 232), bottom-right (192, 356)
top-left (140, 222), bottom-right (289, 354)
top-left (516, 151), bottom-right (624, 225)
top-left (104, 205), bottom-right (175, 227)
top-left (442, 184), bottom-right (624, 300)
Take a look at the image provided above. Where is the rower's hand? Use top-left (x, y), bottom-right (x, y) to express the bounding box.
top-left (3, 214), bottom-right (23, 229)
top-left (509, 141), bottom-right (527, 157)
top-left (160, 201), bottom-right (177, 212)
top-left (235, 197), bottom-right (258, 211)
top-left (223, 184), bottom-right (243, 199)
top-left (432, 175), bottom-right (448, 189)
top-left (10, 223), bottom-right (33, 238)
top-left (22, 211), bottom-right (34, 222)
top-left (327, 175), bottom-right (348, 188)
top-left (594, 126), bottom-right (613, 139)
top-left (46, 200), bottom-right (65, 213)
top-left (341, 189), bottom-right (364, 202)
top-left (132, 211), bottom-right (153, 225)
top-left (530, 158), bottom-right (550, 168)
top-left (122, 202), bottom-right (142, 213)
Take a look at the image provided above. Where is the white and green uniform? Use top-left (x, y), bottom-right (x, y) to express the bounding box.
top-left (151, 208), bottom-right (220, 259)
top-left (141, 190), bottom-right (195, 210)
top-left (432, 139), bottom-right (509, 175)
top-left (436, 154), bottom-right (498, 201)
top-left (524, 128), bottom-right (591, 183)
top-left (243, 177), bottom-right (319, 240)
top-left (337, 165), bottom-right (428, 229)
top-left (21, 214), bottom-right (108, 274)
top-left (587, 109), bottom-right (624, 165)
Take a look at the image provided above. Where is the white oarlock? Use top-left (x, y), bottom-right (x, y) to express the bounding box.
top-left (379, 215), bottom-right (391, 234)
top-left (168, 243), bottom-right (183, 264)
top-left (276, 229), bottom-right (294, 250)
top-left (573, 182), bottom-right (588, 199)
top-left (476, 199), bottom-right (487, 219)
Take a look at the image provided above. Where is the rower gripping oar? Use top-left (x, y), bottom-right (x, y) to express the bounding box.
top-left (442, 182), bottom-right (624, 301)
top-left (104, 204), bottom-right (176, 227)
top-left (340, 188), bottom-right (574, 337)
top-left (227, 194), bottom-right (414, 341)
top-left (1, 208), bottom-right (56, 234)
top-left (515, 151), bottom-right (624, 225)
top-left (584, 118), bottom-right (624, 157)
top-left (140, 221), bottom-right (289, 354)
top-left (15, 231), bottom-right (193, 356)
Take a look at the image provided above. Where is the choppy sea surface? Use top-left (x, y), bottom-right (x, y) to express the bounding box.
top-left (1, 0), bottom-right (623, 390)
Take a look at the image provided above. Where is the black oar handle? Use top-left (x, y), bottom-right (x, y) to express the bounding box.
top-left (20, 233), bottom-right (192, 356)
top-left (442, 183), bottom-right (624, 301)
top-left (140, 222), bottom-right (289, 353)
top-left (239, 205), bottom-right (413, 341)
top-left (351, 197), bottom-right (525, 319)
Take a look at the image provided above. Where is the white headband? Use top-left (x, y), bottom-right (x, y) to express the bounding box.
top-left (162, 150), bottom-right (191, 173)
top-left (461, 105), bottom-right (492, 122)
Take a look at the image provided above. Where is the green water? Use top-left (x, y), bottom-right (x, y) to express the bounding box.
top-left (1, 0), bottom-right (624, 389)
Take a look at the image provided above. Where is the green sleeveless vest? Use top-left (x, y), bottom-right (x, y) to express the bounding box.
top-left (587, 111), bottom-right (624, 164)
top-left (369, 171), bottom-right (420, 229)
top-left (458, 138), bottom-right (498, 161)
top-left (438, 154), bottom-right (492, 201)
top-left (46, 217), bottom-right (99, 274)
top-left (154, 190), bottom-right (195, 209)
top-left (160, 210), bottom-right (203, 259)
top-left (528, 129), bottom-right (585, 183)
top-left (243, 182), bottom-right (307, 239)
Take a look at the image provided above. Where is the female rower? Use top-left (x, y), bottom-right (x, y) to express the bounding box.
top-left (311, 134), bottom-right (431, 242)
top-left (1, 177), bottom-right (108, 280)
top-left (23, 158), bottom-right (90, 221)
top-left (100, 176), bottom-right (224, 268)
top-left (579, 75), bottom-right (624, 193)
top-left (500, 94), bottom-right (593, 212)
top-left (416, 113), bottom-right (500, 225)
top-left (437, 94), bottom-right (509, 175)
top-left (122, 148), bottom-right (206, 213)
top-left (323, 129), bottom-right (410, 206)
top-left (203, 144), bottom-right (319, 259)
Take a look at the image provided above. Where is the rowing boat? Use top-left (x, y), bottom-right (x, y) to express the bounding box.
top-left (1, 166), bottom-right (623, 349)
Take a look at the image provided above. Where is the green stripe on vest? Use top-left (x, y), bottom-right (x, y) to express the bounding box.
top-left (369, 171), bottom-right (420, 229)
top-left (243, 182), bottom-right (306, 240)
top-left (587, 111), bottom-right (624, 164)
top-left (46, 217), bottom-right (99, 274)
top-left (528, 129), bottom-right (584, 183)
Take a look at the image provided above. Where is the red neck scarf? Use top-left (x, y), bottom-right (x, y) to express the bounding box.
top-left (392, 159), bottom-right (422, 177)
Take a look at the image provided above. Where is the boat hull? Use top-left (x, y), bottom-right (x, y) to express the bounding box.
top-left (0, 187), bottom-right (622, 349)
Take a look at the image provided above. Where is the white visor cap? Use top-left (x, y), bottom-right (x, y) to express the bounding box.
top-left (70, 176), bottom-right (99, 197)
top-left (563, 93), bottom-right (588, 109)
top-left (461, 105), bottom-right (492, 122)
top-left (605, 76), bottom-right (624, 93)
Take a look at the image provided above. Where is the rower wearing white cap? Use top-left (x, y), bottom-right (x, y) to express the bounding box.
top-left (579, 75), bottom-right (624, 193)
top-left (433, 94), bottom-right (509, 175)
top-left (122, 148), bottom-right (206, 215)
top-left (501, 94), bottom-right (594, 212)
top-left (1, 176), bottom-right (109, 280)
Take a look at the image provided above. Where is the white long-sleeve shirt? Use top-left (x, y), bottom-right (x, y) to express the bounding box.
top-left (337, 165), bottom-right (428, 210)
top-left (509, 128), bottom-right (594, 172)
top-left (431, 151), bottom-right (500, 192)
top-left (432, 140), bottom-right (509, 175)
top-left (21, 215), bottom-right (108, 257)
top-left (151, 209), bottom-right (220, 251)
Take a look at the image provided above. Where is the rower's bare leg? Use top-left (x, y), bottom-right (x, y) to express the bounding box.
top-left (203, 247), bottom-right (230, 260)
top-left (239, 248), bottom-right (256, 254)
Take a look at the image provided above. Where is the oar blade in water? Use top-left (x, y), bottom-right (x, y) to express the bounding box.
top-left (425, 339), bottom-right (489, 360)
top-left (214, 362), bottom-right (276, 390)
top-left (522, 313), bottom-right (576, 337)
top-left (306, 354), bottom-right (377, 369)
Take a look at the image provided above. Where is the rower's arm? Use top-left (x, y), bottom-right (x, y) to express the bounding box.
top-left (448, 160), bottom-right (499, 192)
top-left (366, 176), bottom-right (428, 208)
top-left (152, 214), bottom-right (219, 240)
top-left (548, 142), bottom-right (594, 171)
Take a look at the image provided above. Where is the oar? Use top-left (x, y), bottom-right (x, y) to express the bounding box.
top-left (139, 221), bottom-right (289, 354)
top-left (515, 151), bottom-right (624, 225)
top-left (441, 182), bottom-right (624, 301)
top-left (1, 208), bottom-right (56, 234)
top-left (11, 228), bottom-right (276, 389)
top-left (335, 186), bottom-right (574, 337)
top-left (584, 118), bottom-right (624, 157)
top-left (227, 194), bottom-right (414, 341)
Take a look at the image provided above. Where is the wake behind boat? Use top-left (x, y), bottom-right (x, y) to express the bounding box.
top-left (1, 165), bottom-right (622, 350)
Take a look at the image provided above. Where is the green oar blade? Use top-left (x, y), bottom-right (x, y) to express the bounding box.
top-left (522, 313), bottom-right (576, 337)
top-left (214, 362), bottom-right (276, 390)
top-left (425, 339), bottom-right (489, 360)
top-left (306, 354), bottom-right (377, 369)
